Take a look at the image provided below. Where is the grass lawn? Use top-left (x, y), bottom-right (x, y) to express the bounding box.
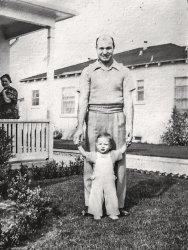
top-left (54, 140), bottom-right (188, 159)
top-left (14, 171), bottom-right (188, 250)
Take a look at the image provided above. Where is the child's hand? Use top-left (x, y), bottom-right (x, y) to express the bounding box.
top-left (120, 144), bottom-right (127, 154)
top-left (74, 138), bottom-right (80, 145)
top-left (126, 141), bottom-right (132, 148)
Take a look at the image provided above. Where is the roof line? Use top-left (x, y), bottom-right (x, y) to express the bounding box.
top-left (126, 58), bottom-right (187, 68)
top-left (14, 0), bottom-right (77, 16)
top-left (21, 58), bottom-right (187, 83)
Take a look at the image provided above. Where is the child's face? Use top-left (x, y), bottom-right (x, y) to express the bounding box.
top-left (96, 137), bottom-right (111, 154)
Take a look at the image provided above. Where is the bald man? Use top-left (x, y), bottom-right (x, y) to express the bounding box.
top-left (74, 35), bottom-right (135, 216)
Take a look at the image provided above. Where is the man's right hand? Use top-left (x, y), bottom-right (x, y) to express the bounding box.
top-left (73, 127), bottom-right (83, 145)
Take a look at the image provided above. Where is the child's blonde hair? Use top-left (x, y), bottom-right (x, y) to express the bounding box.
top-left (96, 133), bottom-right (113, 147)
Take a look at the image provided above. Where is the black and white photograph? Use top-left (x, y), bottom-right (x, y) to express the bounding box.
top-left (0, 0), bottom-right (188, 249)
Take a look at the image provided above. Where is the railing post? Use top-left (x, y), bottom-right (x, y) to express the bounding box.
top-left (48, 120), bottom-right (53, 160)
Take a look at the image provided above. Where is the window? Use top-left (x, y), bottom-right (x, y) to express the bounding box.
top-left (61, 87), bottom-right (76, 115)
top-left (32, 90), bottom-right (39, 106)
top-left (175, 77), bottom-right (188, 112)
top-left (137, 80), bottom-right (144, 101)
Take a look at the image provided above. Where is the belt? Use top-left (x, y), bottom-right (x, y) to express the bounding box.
top-left (88, 104), bottom-right (124, 114)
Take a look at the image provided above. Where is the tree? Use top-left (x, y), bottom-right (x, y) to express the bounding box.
top-left (161, 107), bottom-right (188, 146)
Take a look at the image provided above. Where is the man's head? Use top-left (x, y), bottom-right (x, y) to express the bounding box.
top-left (96, 35), bottom-right (115, 64)
top-left (96, 132), bottom-right (113, 154)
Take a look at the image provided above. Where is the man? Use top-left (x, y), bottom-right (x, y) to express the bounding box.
top-left (74, 35), bottom-right (135, 215)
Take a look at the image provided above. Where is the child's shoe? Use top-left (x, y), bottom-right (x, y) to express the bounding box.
top-left (94, 215), bottom-right (101, 220)
top-left (109, 215), bottom-right (119, 220)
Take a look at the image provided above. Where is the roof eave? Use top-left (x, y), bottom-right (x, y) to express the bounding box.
top-left (20, 58), bottom-right (187, 83)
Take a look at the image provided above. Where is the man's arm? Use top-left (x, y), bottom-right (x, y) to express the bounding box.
top-left (74, 67), bottom-right (90, 143)
top-left (125, 89), bottom-right (135, 143)
top-left (123, 69), bottom-right (136, 145)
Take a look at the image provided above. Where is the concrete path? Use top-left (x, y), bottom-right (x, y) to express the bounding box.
top-left (53, 149), bottom-right (188, 176)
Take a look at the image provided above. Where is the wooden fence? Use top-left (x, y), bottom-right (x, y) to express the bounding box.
top-left (0, 120), bottom-right (53, 164)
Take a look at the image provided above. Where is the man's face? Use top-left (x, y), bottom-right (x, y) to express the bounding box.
top-left (96, 37), bottom-right (114, 63)
top-left (96, 137), bottom-right (111, 154)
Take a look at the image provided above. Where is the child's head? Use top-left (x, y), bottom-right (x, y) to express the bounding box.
top-left (96, 133), bottom-right (113, 154)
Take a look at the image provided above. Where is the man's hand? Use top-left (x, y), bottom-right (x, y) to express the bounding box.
top-left (73, 127), bottom-right (84, 145)
top-left (126, 130), bottom-right (133, 147)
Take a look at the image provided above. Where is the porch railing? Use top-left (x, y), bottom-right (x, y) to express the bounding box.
top-left (0, 120), bottom-right (53, 163)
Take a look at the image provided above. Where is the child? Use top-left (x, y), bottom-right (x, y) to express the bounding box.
top-left (76, 132), bottom-right (127, 220)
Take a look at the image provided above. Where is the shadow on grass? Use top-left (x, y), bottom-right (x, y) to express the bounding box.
top-left (124, 176), bottom-right (177, 210)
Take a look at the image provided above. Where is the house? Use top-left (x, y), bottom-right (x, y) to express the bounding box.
top-left (20, 43), bottom-right (188, 144)
top-left (0, 0), bottom-right (75, 78)
top-left (0, 0), bottom-right (75, 165)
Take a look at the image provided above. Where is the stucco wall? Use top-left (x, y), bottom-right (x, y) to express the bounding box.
top-left (0, 28), bottom-right (10, 87)
top-left (19, 80), bottom-right (48, 120)
top-left (20, 76), bottom-right (79, 139)
top-left (20, 62), bottom-right (188, 143)
top-left (133, 63), bottom-right (188, 143)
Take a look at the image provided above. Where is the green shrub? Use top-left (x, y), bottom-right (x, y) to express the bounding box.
top-left (0, 127), bottom-right (12, 166)
top-left (161, 107), bottom-right (188, 146)
top-left (0, 188), bottom-right (51, 248)
top-left (53, 129), bottom-right (63, 139)
top-left (0, 152), bottom-right (83, 248)
top-left (32, 156), bottom-right (84, 181)
top-left (0, 127), bottom-right (13, 198)
top-left (0, 171), bottom-right (51, 248)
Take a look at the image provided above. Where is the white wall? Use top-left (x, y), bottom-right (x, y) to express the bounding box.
top-left (133, 63), bottom-right (188, 143)
top-left (20, 75), bottom-right (79, 139)
top-left (20, 62), bottom-right (188, 143)
top-left (19, 80), bottom-right (48, 120)
top-left (0, 28), bottom-right (10, 87)
top-left (47, 76), bottom-right (79, 139)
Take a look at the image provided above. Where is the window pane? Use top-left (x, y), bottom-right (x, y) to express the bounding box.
top-left (32, 90), bottom-right (39, 106)
top-left (175, 77), bottom-right (188, 87)
top-left (61, 87), bottom-right (75, 114)
top-left (138, 91), bottom-right (144, 101)
top-left (137, 80), bottom-right (144, 101)
top-left (175, 78), bottom-right (188, 111)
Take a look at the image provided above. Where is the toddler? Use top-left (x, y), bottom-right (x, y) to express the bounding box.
top-left (76, 132), bottom-right (127, 220)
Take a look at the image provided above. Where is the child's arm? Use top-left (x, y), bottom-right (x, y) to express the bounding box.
top-left (74, 139), bottom-right (95, 163)
top-left (119, 141), bottom-right (132, 154)
top-left (77, 144), bottom-right (87, 157)
top-left (74, 137), bottom-right (88, 157)
top-left (119, 144), bottom-right (127, 154)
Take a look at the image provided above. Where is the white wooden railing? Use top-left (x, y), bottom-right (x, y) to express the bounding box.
top-left (0, 120), bottom-right (53, 163)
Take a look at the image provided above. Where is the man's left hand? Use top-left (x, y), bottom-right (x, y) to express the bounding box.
top-left (126, 131), bottom-right (133, 147)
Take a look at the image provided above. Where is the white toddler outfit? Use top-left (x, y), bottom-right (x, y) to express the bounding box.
top-left (84, 150), bottom-right (123, 218)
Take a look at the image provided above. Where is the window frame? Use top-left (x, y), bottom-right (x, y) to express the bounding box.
top-left (136, 79), bottom-right (145, 105)
top-left (60, 86), bottom-right (78, 118)
top-left (174, 77), bottom-right (188, 113)
top-left (31, 89), bottom-right (40, 107)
